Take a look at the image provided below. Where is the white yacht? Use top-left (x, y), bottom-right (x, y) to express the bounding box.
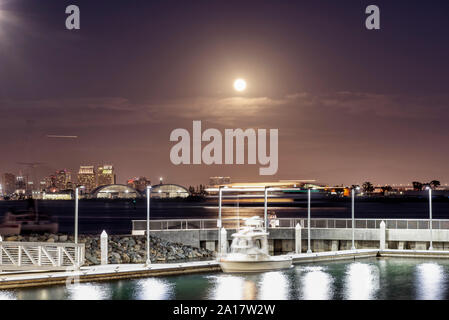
top-left (219, 216), bottom-right (292, 273)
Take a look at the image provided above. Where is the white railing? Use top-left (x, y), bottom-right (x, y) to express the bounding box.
top-left (132, 218), bottom-right (449, 232)
top-left (0, 240), bottom-right (85, 271)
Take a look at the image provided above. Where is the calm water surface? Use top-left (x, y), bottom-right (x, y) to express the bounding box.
top-left (2, 257), bottom-right (449, 300)
top-left (2, 199), bottom-right (449, 234)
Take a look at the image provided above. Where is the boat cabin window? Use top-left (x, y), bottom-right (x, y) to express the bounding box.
top-left (255, 239), bottom-right (262, 249)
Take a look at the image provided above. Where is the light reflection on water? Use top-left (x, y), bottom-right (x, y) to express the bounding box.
top-left (207, 271), bottom-right (290, 300)
top-left (68, 283), bottom-right (111, 300)
top-left (298, 266), bottom-right (333, 300)
top-left (0, 291), bottom-right (15, 300)
top-left (3, 258), bottom-right (449, 300)
top-left (415, 263), bottom-right (446, 300)
top-left (343, 262), bottom-right (380, 300)
top-left (258, 272), bottom-right (289, 300)
top-left (136, 278), bottom-right (174, 300)
top-left (208, 275), bottom-right (245, 300)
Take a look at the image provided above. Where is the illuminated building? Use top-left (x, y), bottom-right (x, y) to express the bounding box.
top-left (39, 180), bottom-right (46, 192)
top-left (127, 176), bottom-right (151, 192)
top-left (77, 165), bottom-right (96, 192)
top-left (151, 184), bottom-right (189, 199)
top-left (44, 175), bottom-right (57, 190)
top-left (1, 173), bottom-right (16, 195)
top-left (92, 184), bottom-right (140, 199)
top-left (42, 190), bottom-right (73, 200)
top-left (15, 174), bottom-right (27, 194)
top-left (97, 165), bottom-right (116, 187)
top-left (209, 176), bottom-right (231, 187)
top-left (55, 169), bottom-right (72, 190)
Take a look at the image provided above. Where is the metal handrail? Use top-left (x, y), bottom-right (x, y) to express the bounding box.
top-left (132, 218), bottom-right (449, 231)
top-left (0, 241), bottom-right (85, 271)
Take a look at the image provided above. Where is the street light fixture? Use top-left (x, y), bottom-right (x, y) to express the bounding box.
top-left (74, 186), bottom-right (85, 244)
top-left (146, 185), bottom-right (152, 265)
top-left (351, 186), bottom-right (360, 251)
top-left (426, 186), bottom-right (433, 251)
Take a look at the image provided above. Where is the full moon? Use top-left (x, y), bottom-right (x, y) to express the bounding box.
top-left (233, 79), bottom-right (247, 92)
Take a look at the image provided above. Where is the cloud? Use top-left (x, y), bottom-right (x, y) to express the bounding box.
top-left (1, 91), bottom-right (447, 133)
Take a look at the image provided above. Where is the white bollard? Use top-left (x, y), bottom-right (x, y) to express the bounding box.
top-left (220, 228), bottom-right (227, 256)
top-left (101, 230), bottom-right (108, 265)
top-left (379, 221), bottom-right (386, 250)
top-left (295, 223), bottom-right (302, 254)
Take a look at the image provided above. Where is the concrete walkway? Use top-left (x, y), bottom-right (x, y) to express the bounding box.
top-left (2, 248), bottom-right (449, 289)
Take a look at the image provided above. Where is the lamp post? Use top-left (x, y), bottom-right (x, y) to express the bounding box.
top-left (146, 185), bottom-right (152, 265)
top-left (264, 187), bottom-right (269, 232)
top-left (427, 186), bottom-right (433, 251)
top-left (307, 188), bottom-right (312, 253)
top-left (351, 186), bottom-right (360, 251)
top-left (236, 194), bottom-right (240, 230)
top-left (218, 186), bottom-right (223, 257)
top-left (74, 186), bottom-right (85, 244)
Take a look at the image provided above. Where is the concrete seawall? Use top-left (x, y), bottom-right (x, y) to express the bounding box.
top-left (151, 227), bottom-right (449, 253)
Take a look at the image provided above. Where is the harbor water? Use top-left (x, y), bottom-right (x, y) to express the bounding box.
top-left (1, 198), bottom-right (449, 234)
top-left (2, 257), bottom-right (449, 300)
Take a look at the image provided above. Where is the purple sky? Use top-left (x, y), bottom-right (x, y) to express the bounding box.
top-left (0, 0), bottom-right (448, 187)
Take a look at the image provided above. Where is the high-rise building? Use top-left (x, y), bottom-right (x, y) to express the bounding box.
top-left (209, 176), bottom-right (231, 186)
top-left (77, 165), bottom-right (96, 192)
top-left (127, 176), bottom-right (151, 192)
top-left (97, 165), bottom-right (115, 187)
top-left (1, 173), bottom-right (16, 195)
top-left (44, 174), bottom-right (57, 190)
top-left (55, 169), bottom-right (72, 190)
top-left (39, 180), bottom-right (47, 192)
top-left (15, 174), bottom-right (27, 195)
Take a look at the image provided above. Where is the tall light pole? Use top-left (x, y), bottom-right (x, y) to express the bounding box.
top-left (74, 186), bottom-right (85, 244)
top-left (218, 186), bottom-right (223, 258)
top-left (351, 186), bottom-right (360, 250)
top-left (307, 188), bottom-right (312, 253)
top-left (427, 186), bottom-right (433, 251)
top-left (146, 185), bottom-right (152, 265)
top-left (264, 187), bottom-right (269, 232)
top-left (236, 194), bottom-right (240, 230)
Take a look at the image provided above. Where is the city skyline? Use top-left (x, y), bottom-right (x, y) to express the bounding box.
top-left (1, 163), bottom-right (448, 192)
top-left (0, 0), bottom-right (448, 187)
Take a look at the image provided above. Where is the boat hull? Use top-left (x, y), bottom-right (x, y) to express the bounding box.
top-left (20, 223), bottom-right (59, 234)
top-left (0, 224), bottom-right (21, 236)
top-left (220, 257), bottom-right (292, 273)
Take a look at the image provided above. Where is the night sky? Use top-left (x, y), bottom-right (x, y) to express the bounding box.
top-left (0, 0), bottom-right (448, 187)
